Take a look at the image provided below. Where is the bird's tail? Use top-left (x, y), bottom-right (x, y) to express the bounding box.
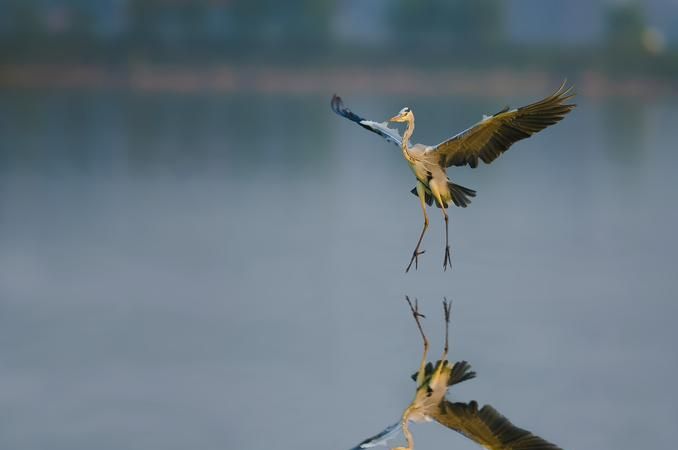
top-left (410, 182), bottom-right (476, 208)
top-left (410, 187), bottom-right (434, 206)
top-left (447, 182), bottom-right (476, 208)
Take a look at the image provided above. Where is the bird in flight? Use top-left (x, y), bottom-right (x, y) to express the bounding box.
top-left (331, 83), bottom-right (575, 272)
top-left (348, 297), bottom-right (564, 450)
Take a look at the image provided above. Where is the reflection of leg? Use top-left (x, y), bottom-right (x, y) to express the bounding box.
top-left (433, 299), bottom-right (452, 380)
top-left (405, 183), bottom-right (429, 273)
top-left (442, 298), bottom-right (451, 355)
top-left (405, 296), bottom-right (428, 386)
top-left (442, 207), bottom-right (452, 271)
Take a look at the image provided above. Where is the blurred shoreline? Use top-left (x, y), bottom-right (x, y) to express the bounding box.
top-left (1, 64), bottom-right (677, 99)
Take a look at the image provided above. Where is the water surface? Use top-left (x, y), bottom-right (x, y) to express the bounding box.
top-left (1, 89), bottom-right (677, 450)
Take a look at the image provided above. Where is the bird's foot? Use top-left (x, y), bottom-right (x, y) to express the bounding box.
top-left (405, 249), bottom-right (425, 273)
top-left (405, 296), bottom-right (426, 319)
top-left (443, 245), bottom-right (452, 271)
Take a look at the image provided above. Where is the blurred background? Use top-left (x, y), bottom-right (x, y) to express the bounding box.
top-left (1, 1), bottom-right (678, 450)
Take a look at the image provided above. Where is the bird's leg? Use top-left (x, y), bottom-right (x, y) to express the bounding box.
top-left (442, 207), bottom-right (452, 270)
top-left (406, 296), bottom-right (429, 387)
top-left (405, 222), bottom-right (427, 273)
top-left (430, 184), bottom-right (452, 271)
top-left (406, 183), bottom-right (429, 272)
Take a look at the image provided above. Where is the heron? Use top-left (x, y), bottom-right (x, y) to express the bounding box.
top-left (331, 83), bottom-right (575, 272)
top-left (348, 297), bottom-right (563, 450)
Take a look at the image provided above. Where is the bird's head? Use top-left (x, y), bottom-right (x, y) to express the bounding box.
top-left (389, 107), bottom-right (413, 123)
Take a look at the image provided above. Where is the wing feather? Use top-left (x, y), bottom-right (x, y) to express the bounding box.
top-left (432, 400), bottom-right (563, 450)
top-left (349, 422), bottom-right (402, 450)
top-left (430, 82), bottom-right (576, 168)
top-left (331, 95), bottom-right (403, 147)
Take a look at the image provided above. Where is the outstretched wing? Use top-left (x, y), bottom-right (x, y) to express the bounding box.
top-left (348, 422), bottom-right (402, 450)
top-left (431, 400), bottom-right (563, 450)
top-left (429, 82), bottom-right (576, 168)
top-left (331, 95), bottom-right (403, 147)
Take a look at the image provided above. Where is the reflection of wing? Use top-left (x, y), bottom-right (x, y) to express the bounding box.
top-left (349, 422), bottom-right (402, 450)
top-left (431, 400), bottom-right (562, 450)
top-left (429, 82), bottom-right (575, 168)
top-left (331, 95), bottom-right (403, 147)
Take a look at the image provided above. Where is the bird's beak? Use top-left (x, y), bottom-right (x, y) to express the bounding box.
top-left (389, 114), bottom-right (404, 123)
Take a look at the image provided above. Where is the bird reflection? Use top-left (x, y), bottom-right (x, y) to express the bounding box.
top-left (349, 297), bottom-right (563, 450)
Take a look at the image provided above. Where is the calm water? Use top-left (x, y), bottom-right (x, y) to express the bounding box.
top-left (1, 88), bottom-right (677, 450)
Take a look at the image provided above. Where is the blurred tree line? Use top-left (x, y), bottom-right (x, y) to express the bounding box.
top-left (0, 0), bottom-right (676, 76)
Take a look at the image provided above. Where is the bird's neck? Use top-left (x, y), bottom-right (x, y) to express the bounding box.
top-left (401, 117), bottom-right (415, 163)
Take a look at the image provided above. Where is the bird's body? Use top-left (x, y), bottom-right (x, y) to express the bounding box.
top-left (404, 144), bottom-right (472, 211)
top-left (349, 298), bottom-right (563, 450)
top-left (331, 83), bottom-right (575, 271)
top-left (395, 114), bottom-right (467, 211)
